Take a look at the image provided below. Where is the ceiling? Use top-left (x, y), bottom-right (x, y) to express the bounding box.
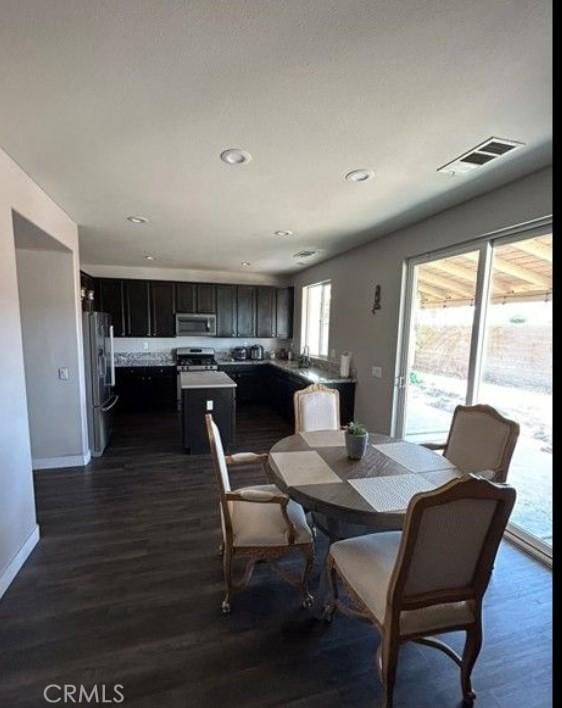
top-left (0, 1), bottom-right (552, 275)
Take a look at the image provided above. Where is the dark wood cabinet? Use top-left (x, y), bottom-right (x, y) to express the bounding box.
top-left (151, 282), bottom-right (176, 337)
top-left (175, 283), bottom-right (196, 313)
top-left (196, 284), bottom-right (216, 313)
top-left (257, 287), bottom-right (276, 338)
top-left (182, 386), bottom-right (235, 453)
top-left (236, 286), bottom-right (256, 338)
top-left (116, 366), bottom-right (176, 411)
top-left (125, 280), bottom-right (151, 336)
top-left (98, 278), bottom-right (126, 336)
top-left (275, 287), bottom-right (294, 339)
top-left (216, 285), bottom-right (237, 337)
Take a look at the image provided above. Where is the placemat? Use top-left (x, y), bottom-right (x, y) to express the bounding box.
top-left (270, 450), bottom-right (342, 486)
top-left (372, 442), bottom-right (457, 473)
top-left (349, 474), bottom-right (436, 512)
top-left (300, 430), bottom-right (345, 448)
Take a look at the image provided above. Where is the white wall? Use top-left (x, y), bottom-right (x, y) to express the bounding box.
top-left (0, 146), bottom-right (87, 598)
top-left (291, 167), bottom-right (552, 435)
top-left (15, 244), bottom-right (86, 467)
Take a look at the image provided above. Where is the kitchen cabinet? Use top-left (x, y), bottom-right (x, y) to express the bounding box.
top-left (257, 287), bottom-right (276, 338)
top-left (125, 280), bottom-right (151, 336)
top-left (116, 366), bottom-right (176, 411)
top-left (196, 284), bottom-right (216, 313)
top-left (182, 383), bottom-right (235, 453)
top-left (175, 282), bottom-right (216, 313)
top-left (97, 278), bottom-right (126, 336)
top-left (151, 281), bottom-right (176, 337)
top-left (219, 364), bottom-right (262, 403)
top-left (236, 286), bottom-right (256, 338)
top-left (275, 287), bottom-right (294, 339)
top-left (216, 285), bottom-right (237, 337)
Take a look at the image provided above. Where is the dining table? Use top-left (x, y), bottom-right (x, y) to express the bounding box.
top-left (267, 428), bottom-right (463, 539)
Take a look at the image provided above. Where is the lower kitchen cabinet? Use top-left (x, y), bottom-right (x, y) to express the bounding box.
top-left (116, 366), bottom-right (177, 412)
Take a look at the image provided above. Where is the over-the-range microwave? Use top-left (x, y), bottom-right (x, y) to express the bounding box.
top-left (175, 313), bottom-right (217, 337)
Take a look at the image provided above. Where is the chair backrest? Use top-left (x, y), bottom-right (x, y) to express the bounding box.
top-left (444, 404), bottom-right (519, 482)
top-left (205, 414), bottom-right (232, 526)
top-left (388, 476), bottom-right (516, 618)
top-left (294, 383), bottom-right (340, 433)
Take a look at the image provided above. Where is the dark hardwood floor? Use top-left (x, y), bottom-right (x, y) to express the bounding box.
top-left (0, 405), bottom-right (552, 707)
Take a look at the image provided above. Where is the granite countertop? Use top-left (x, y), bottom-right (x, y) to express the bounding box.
top-left (217, 359), bottom-right (356, 385)
top-left (180, 371), bottom-right (236, 389)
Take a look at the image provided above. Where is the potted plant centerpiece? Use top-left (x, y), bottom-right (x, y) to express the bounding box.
top-left (345, 421), bottom-right (369, 460)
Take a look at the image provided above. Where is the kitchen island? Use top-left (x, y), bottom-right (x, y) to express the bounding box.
top-left (180, 371), bottom-right (236, 453)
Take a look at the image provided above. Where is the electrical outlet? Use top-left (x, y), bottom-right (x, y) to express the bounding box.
top-left (330, 349), bottom-right (336, 359)
top-left (206, 400), bottom-right (214, 412)
top-left (58, 367), bottom-right (69, 381)
top-left (372, 366), bottom-right (382, 379)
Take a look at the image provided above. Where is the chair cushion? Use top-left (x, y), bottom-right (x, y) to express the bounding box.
top-left (229, 485), bottom-right (313, 548)
top-left (330, 532), bottom-right (474, 635)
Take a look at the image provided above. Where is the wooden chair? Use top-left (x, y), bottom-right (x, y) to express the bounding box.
top-left (422, 404), bottom-right (519, 483)
top-left (294, 383), bottom-right (340, 433)
top-left (205, 414), bottom-right (315, 613)
top-left (325, 475), bottom-right (516, 707)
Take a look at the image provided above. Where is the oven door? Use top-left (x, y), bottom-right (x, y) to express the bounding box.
top-left (175, 314), bottom-right (216, 337)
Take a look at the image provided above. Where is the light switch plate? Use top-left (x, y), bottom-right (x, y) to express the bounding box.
top-left (372, 366), bottom-right (382, 379)
top-left (206, 400), bottom-right (214, 411)
top-left (58, 367), bottom-right (69, 381)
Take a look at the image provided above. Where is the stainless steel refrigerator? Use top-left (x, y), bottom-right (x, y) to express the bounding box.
top-left (83, 312), bottom-right (119, 457)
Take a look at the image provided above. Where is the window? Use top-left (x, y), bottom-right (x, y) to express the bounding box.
top-left (301, 280), bottom-right (331, 357)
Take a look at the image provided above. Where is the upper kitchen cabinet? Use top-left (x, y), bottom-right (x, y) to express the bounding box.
top-left (236, 286), bottom-right (256, 338)
top-left (216, 285), bottom-right (237, 337)
top-left (97, 278), bottom-right (126, 336)
top-left (256, 287), bottom-right (276, 338)
top-left (125, 280), bottom-right (151, 337)
top-left (175, 283), bottom-right (216, 313)
top-left (275, 287), bottom-right (294, 339)
top-left (196, 284), bottom-right (216, 313)
top-left (175, 283), bottom-right (196, 313)
top-left (150, 281), bottom-right (176, 337)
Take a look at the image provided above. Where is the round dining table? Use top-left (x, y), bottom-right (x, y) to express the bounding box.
top-left (267, 429), bottom-right (462, 536)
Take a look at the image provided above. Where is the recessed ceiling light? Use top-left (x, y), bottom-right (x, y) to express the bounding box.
top-left (344, 169), bottom-right (375, 183)
top-left (275, 230), bottom-right (293, 237)
top-left (220, 148), bottom-right (252, 165)
top-left (241, 261), bottom-right (251, 267)
top-left (145, 255), bottom-right (155, 261)
top-left (127, 216), bottom-right (148, 224)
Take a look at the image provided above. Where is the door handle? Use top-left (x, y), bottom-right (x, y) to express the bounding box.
top-left (101, 394), bottom-right (120, 412)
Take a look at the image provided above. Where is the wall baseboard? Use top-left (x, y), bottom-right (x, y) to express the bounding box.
top-left (0, 525), bottom-right (40, 599)
top-left (33, 451), bottom-right (91, 470)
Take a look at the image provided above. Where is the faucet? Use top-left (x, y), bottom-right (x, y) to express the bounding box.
top-left (299, 345), bottom-right (311, 368)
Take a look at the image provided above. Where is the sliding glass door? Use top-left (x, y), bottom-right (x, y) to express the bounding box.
top-left (396, 227), bottom-right (552, 554)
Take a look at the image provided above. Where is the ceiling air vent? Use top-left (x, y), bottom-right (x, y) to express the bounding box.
top-left (294, 249), bottom-right (317, 259)
top-left (437, 137), bottom-right (524, 176)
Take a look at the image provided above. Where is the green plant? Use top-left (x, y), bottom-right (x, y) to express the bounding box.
top-left (409, 370), bottom-right (423, 385)
top-left (346, 421), bottom-right (367, 436)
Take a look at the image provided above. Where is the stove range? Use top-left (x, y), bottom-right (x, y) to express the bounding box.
top-left (176, 347), bottom-right (218, 372)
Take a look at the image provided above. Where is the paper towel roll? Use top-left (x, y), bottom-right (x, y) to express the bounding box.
top-left (340, 351), bottom-right (352, 378)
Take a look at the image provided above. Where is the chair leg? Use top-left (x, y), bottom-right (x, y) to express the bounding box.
top-left (222, 547), bottom-right (233, 614)
top-left (323, 555), bottom-right (338, 621)
top-left (301, 546), bottom-right (314, 608)
top-left (380, 633), bottom-right (400, 708)
top-left (461, 623), bottom-right (482, 704)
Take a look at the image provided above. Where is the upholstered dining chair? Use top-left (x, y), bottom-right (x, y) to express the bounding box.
top-left (294, 383), bottom-right (340, 433)
top-left (422, 404), bottom-right (519, 483)
top-left (324, 475), bottom-right (516, 708)
top-left (205, 414), bottom-right (315, 613)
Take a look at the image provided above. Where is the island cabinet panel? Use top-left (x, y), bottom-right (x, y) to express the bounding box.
top-left (125, 280), bottom-right (151, 337)
top-left (97, 278), bottom-right (126, 336)
top-left (216, 285), bottom-right (237, 337)
top-left (182, 388), bottom-right (235, 453)
top-left (236, 286), bottom-right (257, 338)
top-left (275, 287), bottom-right (294, 339)
top-left (150, 281), bottom-right (176, 337)
top-left (175, 283), bottom-right (196, 313)
top-left (257, 287), bottom-right (276, 338)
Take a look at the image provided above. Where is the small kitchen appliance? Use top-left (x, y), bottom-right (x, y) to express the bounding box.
top-left (232, 346), bottom-right (248, 361)
top-left (249, 344), bottom-right (264, 360)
